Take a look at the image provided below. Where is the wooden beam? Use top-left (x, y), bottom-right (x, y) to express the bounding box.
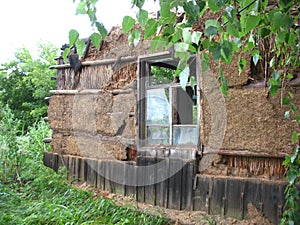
top-left (49, 89), bottom-right (135, 96)
top-left (49, 56), bottom-right (138, 70)
top-left (50, 90), bottom-right (79, 95)
top-left (213, 149), bottom-right (287, 159)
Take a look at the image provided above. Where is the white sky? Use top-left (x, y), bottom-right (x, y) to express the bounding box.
top-left (0, 0), bottom-right (158, 63)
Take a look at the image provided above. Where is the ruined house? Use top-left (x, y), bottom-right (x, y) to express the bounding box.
top-left (44, 15), bottom-right (300, 224)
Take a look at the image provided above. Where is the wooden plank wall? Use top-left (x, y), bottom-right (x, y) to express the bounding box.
top-left (44, 152), bottom-right (291, 225)
top-left (44, 152), bottom-right (194, 210)
top-left (193, 176), bottom-right (287, 225)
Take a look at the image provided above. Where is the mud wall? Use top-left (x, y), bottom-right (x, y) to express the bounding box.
top-left (199, 48), bottom-right (299, 179)
top-left (47, 25), bottom-right (300, 179)
top-left (48, 25), bottom-right (145, 161)
top-left (48, 89), bottom-right (136, 160)
top-left (201, 87), bottom-right (300, 154)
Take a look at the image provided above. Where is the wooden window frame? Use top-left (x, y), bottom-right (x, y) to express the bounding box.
top-left (137, 51), bottom-right (201, 150)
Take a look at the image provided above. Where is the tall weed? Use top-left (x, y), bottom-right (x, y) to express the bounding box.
top-left (0, 106), bottom-right (170, 224)
top-left (0, 105), bottom-right (21, 182)
top-left (0, 104), bottom-right (51, 182)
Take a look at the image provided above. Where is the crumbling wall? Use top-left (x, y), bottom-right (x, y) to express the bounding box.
top-left (48, 27), bottom-right (142, 160)
top-left (48, 89), bottom-right (136, 160)
top-left (199, 53), bottom-right (300, 179)
top-left (201, 87), bottom-right (300, 154)
top-left (47, 24), bottom-right (299, 178)
top-left (198, 39), bottom-right (300, 179)
top-left (48, 26), bottom-right (145, 161)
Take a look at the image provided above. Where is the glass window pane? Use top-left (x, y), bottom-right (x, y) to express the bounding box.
top-left (147, 126), bottom-right (169, 145)
top-left (146, 89), bottom-right (170, 125)
top-left (173, 126), bottom-right (198, 145)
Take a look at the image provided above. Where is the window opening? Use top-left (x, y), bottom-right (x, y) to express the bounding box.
top-left (140, 55), bottom-right (199, 147)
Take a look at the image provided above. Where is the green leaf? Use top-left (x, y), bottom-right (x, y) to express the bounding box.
top-left (133, 0), bottom-right (145, 9)
top-left (190, 76), bottom-right (196, 89)
top-left (209, 43), bottom-right (221, 61)
top-left (150, 36), bottom-right (169, 52)
top-left (63, 48), bottom-right (70, 63)
top-left (136, 9), bottom-right (148, 28)
top-left (269, 57), bottom-right (275, 68)
top-left (175, 52), bottom-right (190, 66)
top-left (76, 1), bottom-right (87, 15)
top-left (128, 29), bottom-right (141, 46)
top-left (269, 79), bottom-right (278, 96)
top-left (96, 22), bottom-right (108, 39)
top-left (277, 30), bottom-right (287, 44)
top-left (287, 32), bottom-right (296, 45)
top-left (87, 9), bottom-right (97, 26)
top-left (205, 20), bottom-right (220, 36)
top-left (287, 170), bottom-right (297, 185)
top-left (75, 39), bottom-right (86, 58)
top-left (122, 16), bottom-right (135, 34)
top-left (279, 0), bottom-right (294, 9)
top-left (287, 73), bottom-right (294, 79)
top-left (205, 26), bottom-right (218, 36)
top-left (238, 58), bottom-right (247, 75)
top-left (252, 54), bottom-right (260, 66)
top-left (227, 22), bottom-right (240, 38)
top-left (283, 155), bottom-right (291, 165)
top-left (272, 71), bottom-right (281, 81)
top-left (161, 24), bottom-right (175, 37)
top-left (282, 97), bottom-right (290, 105)
top-left (259, 28), bottom-right (271, 39)
top-left (247, 34), bottom-right (255, 49)
top-left (172, 27), bottom-right (182, 42)
top-left (208, 0), bottom-right (221, 12)
top-left (291, 104), bottom-right (297, 113)
top-left (292, 131), bottom-right (298, 144)
top-left (291, 146), bottom-right (299, 163)
top-left (244, 15), bottom-right (260, 34)
top-left (90, 33), bottom-right (102, 49)
top-left (144, 19), bottom-right (158, 39)
top-left (183, 1), bottom-right (200, 24)
top-left (197, 0), bottom-right (206, 15)
top-left (201, 52), bottom-right (209, 72)
top-left (182, 28), bottom-right (192, 44)
top-left (179, 66), bottom-right (190, 89)
top-left (191, 31), bottom-right (202, 44)
top-left (271, 12), bottom-right (289, 32)
top-left (174, 42), bottom-right (190, 52)
top-left (221, 41), bottom-right (233, 64)
top-left (160, 1), bottom-right (171, 19)
top-left (219, 67), bottom-right (228, 96)
top-left (69, 29), bottom-right (79, 46)
top-left (224, 6), bottom-right (236, 23)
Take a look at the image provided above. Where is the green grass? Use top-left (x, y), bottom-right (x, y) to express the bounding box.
top-left (0, 117), bottom-right (170, 225)
top-left (0, 167), bottom-right (170, 225)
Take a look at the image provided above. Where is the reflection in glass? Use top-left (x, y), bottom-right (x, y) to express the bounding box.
top-left (146, 89), bottom-right (170, 125)
top-left (147, 126), bottom-right (169, 145)
top-left (173, 126), bottom-right (198, 145)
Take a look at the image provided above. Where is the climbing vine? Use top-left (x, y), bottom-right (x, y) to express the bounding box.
top-left (70, 0), bottom-right (299, 223)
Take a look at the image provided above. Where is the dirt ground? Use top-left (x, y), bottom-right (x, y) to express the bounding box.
top-left (75, 182), bottom-right (273, 225)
